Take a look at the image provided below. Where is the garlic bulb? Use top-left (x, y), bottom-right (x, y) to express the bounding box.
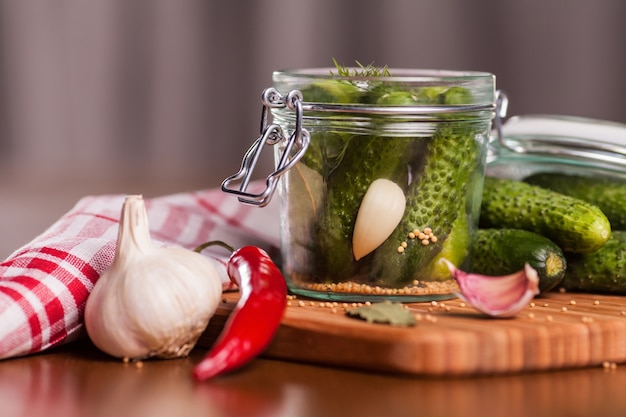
top-left (353, 178), bottom-right (406, 260)
top-left (84, 195), bottom-right (223, 360)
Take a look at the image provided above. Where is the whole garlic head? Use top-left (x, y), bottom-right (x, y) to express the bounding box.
top-left (84, 195), bottom-right (223, 360)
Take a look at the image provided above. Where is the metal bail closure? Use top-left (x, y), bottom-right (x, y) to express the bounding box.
top-left (493, 89), bottom-right (514, 151)
top-left (221, 88), bottom-right (310, 207)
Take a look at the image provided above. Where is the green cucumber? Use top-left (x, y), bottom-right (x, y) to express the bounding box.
top-left (561, 230), bottom-right (626, 294)
top-left (479, 177), bottom-right (611, 254)
top-left (421, 210), bottom-right (471, 280)
top-left (471, 228), bottom-right (566, 293)
top-left (300, 79), bottom-right (362, 104)
top-left (524, 172), bottom-right (626, 230)
top-left (311, 134), bottom-right (416, 280)
top-left (370, 123), bottom-right (481, 284)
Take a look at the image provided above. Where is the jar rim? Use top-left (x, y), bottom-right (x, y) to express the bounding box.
top-left (272, 67), bottom-right (497, 109)
top-left (274, 67), bottom-right (495, 82)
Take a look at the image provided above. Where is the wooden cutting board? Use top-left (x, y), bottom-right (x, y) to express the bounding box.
top-left (197, 291), bottom-right (626, 376)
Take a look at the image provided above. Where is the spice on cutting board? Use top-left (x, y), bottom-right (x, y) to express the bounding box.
top-left (346, 300), bottom-right (417, 326)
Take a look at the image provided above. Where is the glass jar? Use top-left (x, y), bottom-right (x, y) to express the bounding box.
top-left (487, 114), bottom-right (626, 180)
top-left (223, 67), bottom-right (501, 302)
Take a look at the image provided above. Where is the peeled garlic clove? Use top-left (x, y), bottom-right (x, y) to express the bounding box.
top-left (84, 195), bottom-right (223, 360)
top-left (442, 258), bottom-right (540, 318)
top-left (353, 179), bottom-right (406, 260)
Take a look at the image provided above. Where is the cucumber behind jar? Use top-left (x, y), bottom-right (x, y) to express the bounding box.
top-left (471, 228), bottom-right (566, 294)
top-left (523, 172), bottom-right (626, 230)
top-left (561, 230), bottom-right (626, 294)
top-left (479, 176), bottom-right (611, 254)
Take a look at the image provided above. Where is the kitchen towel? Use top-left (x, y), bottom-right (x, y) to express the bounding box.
top-left (0, 184), bottom-right (280, 359)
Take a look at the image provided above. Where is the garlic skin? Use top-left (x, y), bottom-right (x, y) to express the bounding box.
top-left (84, 195), bottom-right (223, 360)
top-left (353, 179), bottom-right (406, 260)
top-left (442, 258), bottom-right (540, 318)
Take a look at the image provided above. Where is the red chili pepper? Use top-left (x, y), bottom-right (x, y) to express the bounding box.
top-left (193, 246), bottom-right (287, 381)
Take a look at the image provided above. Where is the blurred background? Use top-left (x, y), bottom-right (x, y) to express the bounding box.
top-left (0, 0), bottom-right (625, 256)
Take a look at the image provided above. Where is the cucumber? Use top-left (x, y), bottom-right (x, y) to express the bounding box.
top-left (479, 176), bottom-right (611, 254)
top-left (561, 230), bottom-right (626, 294)
top-left (370, 123), bottom-right (481, 284)
top-left (300, 79), bottom-right (362, 103)
top-left (311, 134), bottom-right (416, 280)
top-left (471, 228), bottom-right (567, 293)
top-left (524, 172), bottom-right (626, 230)
top-left (421, 210), bottom-right (471, 280)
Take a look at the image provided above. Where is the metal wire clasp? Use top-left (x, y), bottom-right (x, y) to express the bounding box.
top-left (492, 89), bottom-right (517, 152)
top-left (221, 88), bottom-right (310, 207)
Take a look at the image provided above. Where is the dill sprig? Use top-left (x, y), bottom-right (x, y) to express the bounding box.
top-left (332, 58), bottom-right (391, 77)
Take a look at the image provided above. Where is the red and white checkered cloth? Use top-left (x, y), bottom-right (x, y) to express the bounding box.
top-left (0, 184), bottom-right (280, 360)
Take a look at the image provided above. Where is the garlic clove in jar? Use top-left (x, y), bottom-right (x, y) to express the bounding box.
top-left (353, 178), bottom-right (406, 260)
top-left (84, 195), bottom-right (223, 360)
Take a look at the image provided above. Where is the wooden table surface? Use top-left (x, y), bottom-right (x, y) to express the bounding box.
top-left (2, 173), bottom-right (626, 417)
top-left (0, 338), bottom-right (625, 417)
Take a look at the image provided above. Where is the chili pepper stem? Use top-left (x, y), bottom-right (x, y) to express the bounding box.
top-left (193, 240), bottom-right (235, 254)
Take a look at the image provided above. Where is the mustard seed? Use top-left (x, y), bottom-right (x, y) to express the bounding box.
top-left (300, 278), bottom-right (459, 296)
